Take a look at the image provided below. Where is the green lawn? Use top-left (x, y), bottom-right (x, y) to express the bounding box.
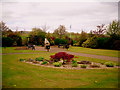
top-left (2, 46), bottom-right (120, 58)
top-left (2, 53), bottom-right (119, 88)
top-left (69, 46), bottom-right (119, 57)
top-left (2, 47), bottom-right (44, 53)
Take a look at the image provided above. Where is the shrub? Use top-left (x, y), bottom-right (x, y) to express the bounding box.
top-left (113, 40), bottom-right (120, 50)
top-left (50, 52), bottom-right (74, 63)
top-left (104, 62), bottom-right (114, 67)
top-left (19, 59), bottom-right (26, 61)
top-left (82, 36), bottom-right (98, 48)
top-left (54, 38), bottom-right (67, 45)
top-left (97, 37), bottom-right (109, 49)
top-left (2, 37), bottom-right (14, 47)
top-left (41, 61), bottom-right (48, 65)
top-left (35, 57), bottom-right (44, 61)
top-left (53, 62), bottom-right (62, 67)
top-left (72, 63), bottom-right (78, 67)
top-left (81, 65), bottom-right (87, 68)
top-left (72, 60), bottom-right (77, 64)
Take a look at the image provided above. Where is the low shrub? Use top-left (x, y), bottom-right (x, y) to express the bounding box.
top-left (72, 60), bottom-right (77, 64)
top-left (81, 65), bottom-right (87, 68)
top-left (72, 63), bottom-right (78, 67)
top-left (41, 61), bottom-right (48, 65)
top-left (53, 62), bottom-right (62, 67)
top-left (35, 57), bottom-right (44, 61)
top-left (19, 59), bottom-right (26, 61)
top-left (50, 52), bottom-right (74, 63)
top-left (104, 62), bottom-right (114, 67)
top-left (90, 64), bottom-right (100, 68)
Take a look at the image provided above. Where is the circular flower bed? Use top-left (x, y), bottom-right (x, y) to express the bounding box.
top-left (19, 52), bottom-right (119, 69)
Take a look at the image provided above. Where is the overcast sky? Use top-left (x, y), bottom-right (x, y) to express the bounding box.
top-left (1, 0), bottom-right (119, 33)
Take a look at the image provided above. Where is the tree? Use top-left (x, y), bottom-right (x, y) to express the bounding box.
top-left (0, 21), bottom-right (12, 37)
top-left (7, 32), bottom-right (22, 46)
top-left (79, 31), bottom-right (88, 46)
top-left (106, 20), bottom-right (120, 50)
top-left (92, 24), bottom-right (106, 35)
top-left (41, 24), bottom-right (49, 32)
top-left (82, 36), bottom-right (98, 49)
top-left (53, 25), bottom-right (67, 38)
top-left (29, 28), bottom-right (46, 45)
top-left (107, 20), bottom-right (120, 39)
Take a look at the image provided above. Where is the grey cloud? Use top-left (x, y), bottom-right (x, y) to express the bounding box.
top-left (2, 2), bottom-right (118, 32)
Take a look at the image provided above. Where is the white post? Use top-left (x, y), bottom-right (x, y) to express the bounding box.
top-left (70, 25), bottom-right (71, 38)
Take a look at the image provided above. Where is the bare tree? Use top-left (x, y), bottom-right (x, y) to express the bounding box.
top-left (92, 24), bottom-right (106, 35)
top-left (41, 24), bottom-right (50, 32)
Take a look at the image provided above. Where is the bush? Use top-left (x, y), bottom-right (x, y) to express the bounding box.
top-left (54, 38), bottom-right (68, 45)
top-left (50, 52), bottom-right (74, 63)
top-left (53, 62), bottom-right (62, 67)
top-left (113, 40), bottom-right (120, 50)
top-left (82, 36), bottom-right (98, 48)
top-left (41, 61), bottom-right (48, 65)
top-left (97, 37), bottom-right (109, 49)
top-left (72, 63), bottom-right (78, 67)
top-left (80, 65), bottom-right (87, 68)
top-left (104, 62), bottom-right (114, 67)
top-left (19, 59), bottom-right (26, 61)
top-left (2, 37), bottom-right (14, 47)
top-left (72, 60), bottom-right (77, 64)
top-left (35, 57), bottom-right (44, 61)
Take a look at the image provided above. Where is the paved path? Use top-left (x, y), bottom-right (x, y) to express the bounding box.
top-left (2, 46), bottom-right (119, 62)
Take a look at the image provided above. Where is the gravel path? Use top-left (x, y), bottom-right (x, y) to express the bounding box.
top-left (2, 46), bottom-right (119, 62)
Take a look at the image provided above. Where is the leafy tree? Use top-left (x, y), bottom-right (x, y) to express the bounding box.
top-left (28, 28), bottom-right (46, 45)
top-left (105, 20), bottom-right (120, 50)
top-left (53, 25), bottom-right (67, 38)
top-left (7, 32), bottom-right (22, 46)
top-left (79, 31), bottom-right (87, 46)
top-left (107, 20), bottom-right (120, 39)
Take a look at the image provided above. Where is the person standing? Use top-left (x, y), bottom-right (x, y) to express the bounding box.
top-left (44, 38), bottom-right (50, 52)
top-left (32, 45), bottom-right (35, 50)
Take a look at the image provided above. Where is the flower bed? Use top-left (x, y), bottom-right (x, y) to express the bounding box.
top-left (19, 52), bottom-right (119, 69)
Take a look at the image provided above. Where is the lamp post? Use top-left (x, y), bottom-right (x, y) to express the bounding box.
top-left (70, 25), bottom-right (71, 38)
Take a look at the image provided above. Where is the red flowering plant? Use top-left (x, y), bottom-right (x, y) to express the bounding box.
top-left (50, 52), bottom-right (74, 64)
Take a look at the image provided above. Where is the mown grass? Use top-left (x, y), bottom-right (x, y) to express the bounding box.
top-left (2, 47), bottom-right (44, 53)
top-left (69, 46), bottom-right (120, 57)
top-left (2, 53), bottom-right (119, 88)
